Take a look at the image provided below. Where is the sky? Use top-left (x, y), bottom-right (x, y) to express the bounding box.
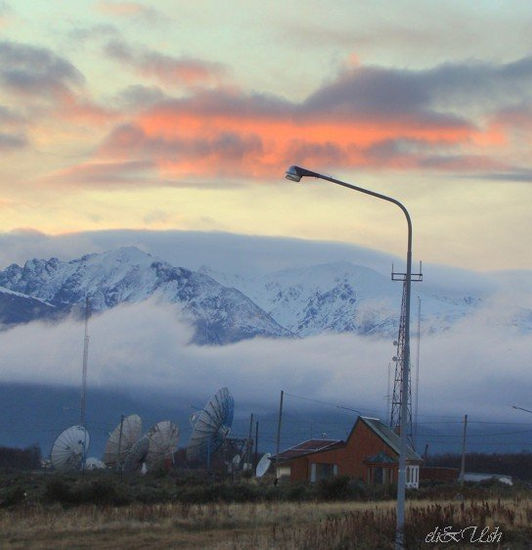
top-left (0, 2), bottom-right (531, 450)
top-left (0, 0), bottom-right (531, 271)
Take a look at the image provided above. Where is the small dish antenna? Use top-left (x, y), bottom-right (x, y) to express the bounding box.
top-left (186, 387), bottom-right (234, 463)
top-left (85, 457), bottom-right (105, 470)
top-left (255, 453), bottom-right (271, 478)
top-left (103, 414), bottom-right (142, 467)
top-left (51, 425), bottom-right (90, 472)
top-left (145, 420), bottom-right (180, 469)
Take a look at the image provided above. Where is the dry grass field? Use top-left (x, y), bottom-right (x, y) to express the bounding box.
top-left (1, 496), bottom-right (530, 549)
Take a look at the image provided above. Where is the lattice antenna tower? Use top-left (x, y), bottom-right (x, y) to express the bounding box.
top-left (389, 262), bottom-right (422, 447)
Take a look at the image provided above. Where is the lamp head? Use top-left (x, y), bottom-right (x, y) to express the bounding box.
top-left (285, 165), bottom-right (303, 182)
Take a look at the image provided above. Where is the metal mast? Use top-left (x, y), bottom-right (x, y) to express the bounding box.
top-left (80, 297), bottom-right (90, 428)
top-left (389, 265), bottom-right (422, 446)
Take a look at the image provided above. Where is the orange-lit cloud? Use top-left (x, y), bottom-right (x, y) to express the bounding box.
top-left (6, 47), bottom-right (529, 186)
top-left (87, 85), bottom-right (500, 181)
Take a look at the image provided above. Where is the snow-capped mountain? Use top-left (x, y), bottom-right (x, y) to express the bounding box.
top-left (0, 246), bottom-right (529, 342)
top-left (0, 247), bottom-right (291, 344)
top-left (0, 287), bottom-right (57, 326)
top-left (199, 261), bottom-right (492, 337)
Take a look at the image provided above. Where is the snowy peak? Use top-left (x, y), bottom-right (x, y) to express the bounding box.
top-left (0, 247), bottom-right (291, 344)
top-left (199, 260), bottom-right (500, 337)
top-left (1, 248), bottom-right (530, 342)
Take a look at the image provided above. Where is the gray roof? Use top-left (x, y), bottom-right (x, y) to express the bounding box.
top-left (359, 417), bottom-right (422, 462)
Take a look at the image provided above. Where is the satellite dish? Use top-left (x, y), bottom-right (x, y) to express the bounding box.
top-left (123, 435), bottom-right (149, 473)
top-left (51, 425), bottom-right (90, 472)
top-left (145, 420), bottom-right (179, 469)
top-left (232, 454), bottom-right (241, 466)
top-left (186, 387), bottom-right (234, 463)
top-left (85, 457), bottom-right (105, 470)
top-left (103, 414), bottom-right (142, 467)
top-left (255, 453), bottom-right (271, 478)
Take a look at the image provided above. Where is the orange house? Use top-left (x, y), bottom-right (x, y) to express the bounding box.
top-left (273, 416), bottom-right (422, 488)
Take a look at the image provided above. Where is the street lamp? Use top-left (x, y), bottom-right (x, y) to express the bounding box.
top-left (285, 165), bottom-right (413, 549)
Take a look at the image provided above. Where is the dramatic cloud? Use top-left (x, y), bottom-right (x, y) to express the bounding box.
top-left (2, 36), bottom-right (528, 188)
top-left (0, 41), bottom-right (84, 98)
top-left (47, 56), bottom-right (526, 185)
top-left (105, 40), bottom-right (227, 87)
top-left (0, 41), bottom-right (117, 126)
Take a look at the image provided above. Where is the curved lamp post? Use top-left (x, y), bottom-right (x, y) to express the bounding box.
top-left (285, 165), bottom-right (412, 549)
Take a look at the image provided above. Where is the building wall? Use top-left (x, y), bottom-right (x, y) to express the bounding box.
top-left (285, 419), bottom-right (408, 483)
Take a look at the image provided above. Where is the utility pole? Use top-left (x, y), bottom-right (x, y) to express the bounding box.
top-left (413, 296), bottom-right (421, 448)
top-left (459, 414), bottom-right (468, 485)
top-left (117, 414), bottom-right (124, 478)
top-left (254, 420), bottom-right (259, 472)
top-left (247, 413), bottom-right (254, 469)
top-left (80, 297), bottom-right (90, 427)
top-left (80, 297), bottom-right (90, 473)
top-left (275, 390), bottom-right (284, 458)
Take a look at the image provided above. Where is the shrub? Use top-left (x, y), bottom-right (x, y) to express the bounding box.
top-left (317, 475), bottom-right (352, 500)
top-left (0, 485), bottom-right (26, 507)
top-left (44, 478), bottom-right (130, 506)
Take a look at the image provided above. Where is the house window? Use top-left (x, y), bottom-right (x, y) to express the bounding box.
top-left (310, 463), bottom-right (337, 482)
top-left (406, 465), bottom-right (419, 489)
top-left (277, 465), bottom-right (291, 479)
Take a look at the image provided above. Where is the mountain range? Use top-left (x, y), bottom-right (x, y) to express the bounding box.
top-left (0, 246), bottom-right (529, 344)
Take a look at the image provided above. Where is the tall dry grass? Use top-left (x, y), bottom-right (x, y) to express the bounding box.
top-left (0, 497), bottom-right (530, 549)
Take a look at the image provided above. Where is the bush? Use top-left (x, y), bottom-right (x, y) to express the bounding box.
top-left (317, 475), bottom-right (352, 500)
top-left (44, 478), bottom-right (130, 506)
top-left (0, 485), bottom-right (26, 507)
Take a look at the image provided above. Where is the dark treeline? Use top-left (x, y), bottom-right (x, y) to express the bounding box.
top-left (426, 452), bottom-right (532, 482)
top-left (0, 445), bottom-right (41, 470)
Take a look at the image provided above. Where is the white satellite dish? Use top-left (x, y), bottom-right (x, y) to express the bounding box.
top-left (186, 387), bottom-right (234, 463)
top-left (232, 454), bottom-right (241, 466)
top-left (103, 414), bottom-right (142, 467)
top-left (145, 420), bottom-right (179, 469)
top-left (51, 425), bottom-right (90, 472)
top-left (123, 435), bottom-right (149, 473)
top-left (85, 457), bottom-right (105, 470)
top-left (255, 453), bottom-right (271, 478)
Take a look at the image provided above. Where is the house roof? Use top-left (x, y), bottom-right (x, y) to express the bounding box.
top-left (273, 416), bottom-right (422, 464)
top-left (357, 417), bottom-right (422, 462)
top-left (273, 439), bottom-right (344, 462)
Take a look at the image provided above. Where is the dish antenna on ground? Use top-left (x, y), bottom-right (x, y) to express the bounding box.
top-left (145, 420), bottom-right (179, 469)
top-left (103, 414), bottom-right (142, 467)
top-left (123, 435), bottom-right (149, 473)
top-left (255, 453), bottom-right (271, 478)
top-left (51, 425), bottom-right (90, 472)
top-left (186, 387), bottom-right (234, 464)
